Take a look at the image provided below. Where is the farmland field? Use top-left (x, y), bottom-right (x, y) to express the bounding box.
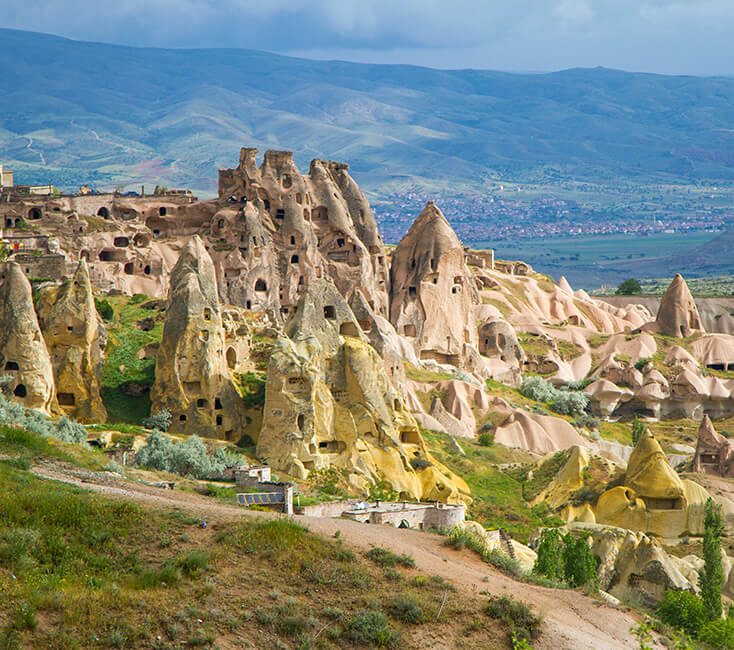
top-left (471, 231), bottom-right (719, 289)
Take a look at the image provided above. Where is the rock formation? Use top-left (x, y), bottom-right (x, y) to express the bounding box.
top-left (0, 262), bottom-right (56, 413)
top-left (692, 414), bottom-right (734, 477)
top-left (653, 274), bottom-right (704, 338)
top-left (150, 236), bottom-right (246, 439)
top-left (587, 526), bottom-right (697, 606)
top-left (36, 259), bottom-right (107, 423)
top-left (389, 202), bottom-right (479, 367)
top-left (593, 430), bottom-right (708, 537)
top-left (215, 148), bottom-right (389, 320)
top-left (256, 279), bottom-right (470, 503)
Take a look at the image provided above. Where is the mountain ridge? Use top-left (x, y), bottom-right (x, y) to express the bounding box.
top-left (3, 27), bottom-right (734, 201)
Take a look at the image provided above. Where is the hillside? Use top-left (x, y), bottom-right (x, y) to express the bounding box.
top-left (3, 28), bottom-right (734, 208)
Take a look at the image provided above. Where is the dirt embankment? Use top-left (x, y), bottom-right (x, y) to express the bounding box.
top-left (32, 461), bottom-right (654, 649)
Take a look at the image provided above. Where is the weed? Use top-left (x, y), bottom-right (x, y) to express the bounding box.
top-left (365, 547), bottom-right (415, 568)
top-left (344, 611), bottom-right (401, 648)
top-left (387, 596), bottom-right (424, 624)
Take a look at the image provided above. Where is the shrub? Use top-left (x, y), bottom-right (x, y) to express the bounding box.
top-left (520, 376), bottom-right (588, 415)
top-left (387, 596), bottom-right (424, 624)
top-left (698, 618), bottom-right (734, 649)
top-left (533, 528), bottom-right (564, 581)
top-left (136, 560), bottom-right (182, 588)
top-left (657, 589), bottom-right (706, 638)
top-left (520, 376), bottom-right (556, 403)
top-left (409, 456), bottom-right (432, 471)
top-left (365, 547), bottom-right (415, 569)
top-left (344, 611), bottom-right (401, 648)
top-left (485, 595), bottom-right (542, 643)
top-left (478, 432), bottom-right (493, 446)
top-left (635, 357), bottom-right (651, 371)
top-left (550, 390), bottom-right (589, 416)
top-left (141, 408), bottom-right (172, 432)
top-left (54, 416), bottom-right (87, 444)
top-left (616, 278), bottom-right (641, 295)
top-left (135, 430), bottom-right (227, 478)
top-left (177, 549), bottom-right (210, 578)
top-left (94, 297), bottom-right (114, 321)
top-left (562, 533), bottom-right (597, 588)
top-left (631, 417), bottom-right (645, 445)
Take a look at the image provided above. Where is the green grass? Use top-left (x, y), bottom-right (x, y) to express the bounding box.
top-left (0, 425), bottom-right (508, 647)
top-left (101, 294), bottom-right (164, 424)
top-left (402, 360), bottom-right (454, 383)
top-left (422, 429), bottom-right (562, 543)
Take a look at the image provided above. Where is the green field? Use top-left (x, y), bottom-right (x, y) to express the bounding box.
top-left (471, 232), bottom-right (719, 289)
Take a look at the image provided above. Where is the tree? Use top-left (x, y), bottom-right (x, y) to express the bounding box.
top-left (631, 417), bottom-right (645, 445)
top-left (562, 532), bottom-right (597, 588)
top-left (699, 497), bottom-right (724, 620)
top-left (534, 528), bottom-right (564, 581)
top-left (616, 278), bottom-right (642, 295)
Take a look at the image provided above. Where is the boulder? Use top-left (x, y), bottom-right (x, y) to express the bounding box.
top-left (36, 259), bottom-right (107, 422)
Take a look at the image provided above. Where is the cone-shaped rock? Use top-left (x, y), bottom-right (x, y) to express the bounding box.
top-left (0, 262), bottom-right (56, 412)
top-left (36, 259), bottom-right (107, 422)
top-left (257, 278), bottom-right (470, 503)
top-left (151, 236), bottom-right (245, 437)
top-left (389, 202), bottom-right (479, 366)
top-left (692, 414), bottom-right (734, 476)
top-left (655, 274), bottom-right (704, 338)
top-left (625, 429), bottom-right (685, 499)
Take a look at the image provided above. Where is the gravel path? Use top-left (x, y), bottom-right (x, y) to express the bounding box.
top-left (33, 462), bottom-right (654, 649)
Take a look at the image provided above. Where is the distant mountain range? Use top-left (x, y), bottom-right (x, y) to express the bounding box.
top-left (2, 27), bottom-right (734, 204)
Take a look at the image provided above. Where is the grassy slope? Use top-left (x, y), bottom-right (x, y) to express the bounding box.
top-left (101, 294), bottom-right (164, 425)
top-left (421, 430), bottom-right (562, 543)
top-left (0, 426), bottom-right (512, 649)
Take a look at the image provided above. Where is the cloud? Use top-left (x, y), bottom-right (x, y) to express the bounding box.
top-left (1, 0), bottom-right (733, 74)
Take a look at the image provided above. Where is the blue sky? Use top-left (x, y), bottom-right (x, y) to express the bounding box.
top-left (2, 0), bottom-right (733, 75)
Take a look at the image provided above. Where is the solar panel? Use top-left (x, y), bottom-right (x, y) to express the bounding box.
top-left (236, 492), bottom-right (284, 506)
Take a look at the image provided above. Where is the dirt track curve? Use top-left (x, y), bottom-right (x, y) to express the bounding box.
top-left (33, 462), bottom-right (655, 649)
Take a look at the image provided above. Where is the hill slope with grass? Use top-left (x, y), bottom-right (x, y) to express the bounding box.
top-left (3, 28), bottom-right (734, 200)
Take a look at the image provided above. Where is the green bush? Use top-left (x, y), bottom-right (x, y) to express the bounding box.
top-left (135, 430), bottom-right (238, 478)
top-left (485, 595), bottom-right (542, 644)
top-left (631, 417), bottom-right (645, 445)
top-left (136, 560), bottom-right (182, 588)
top-left (387, 596), bottom-right (424, 624)
top-left (478, 432), bottom-right (493, 446)
top-left (141, 409), bottom-right (172, 432)
top-left (409, 457), bottom-right (432, 471)
top-left (700, 497), bottom-right (724, 620)
top-left (94, 297), bottom-right (114, 321)
top-left (345, 611), bottom-right (401, 648)
top-left (177, 549), bottom-right (210, 578)
top-left (533, 528), bottom-right (564, 581)
top-left (634, 357), bottom-right (651, 371)
top-left (520, 376), bottom-right (589, 415)
top-left (365, 547), bottom-right (415, 569)
top-left (699, 618), bottom-right (734, 649)
top-left (657, 589), bottom-right (707, 638)
top-left (562, 533), bottom-right (597, 588)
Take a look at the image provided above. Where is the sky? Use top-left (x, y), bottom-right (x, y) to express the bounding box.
top-left (2, 0), bottom-right (734, 75)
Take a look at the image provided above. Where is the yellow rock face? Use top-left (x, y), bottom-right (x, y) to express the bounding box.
top-left (593, 431), bottom-right (708, 537)
top-left (256, 280), bottom-right (470, 504)
top-left (36, 259), bottom-right (107, 423)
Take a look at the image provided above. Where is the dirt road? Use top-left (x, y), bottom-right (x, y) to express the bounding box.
top-left (33, 462), bottom-right (649, 649)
